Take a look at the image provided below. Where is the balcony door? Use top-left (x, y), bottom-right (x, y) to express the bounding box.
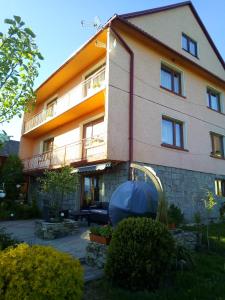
top-left (82, 117), bottom-right (104, 160)
top-left (83, 64), bottom-right (105, 97)
top-left (46, 98), bottom-right (57, 118)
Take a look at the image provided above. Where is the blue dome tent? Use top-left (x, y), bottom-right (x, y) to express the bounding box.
top-left (109, 163), bottom-right (164, 226)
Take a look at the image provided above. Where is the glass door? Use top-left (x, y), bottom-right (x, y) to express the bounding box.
top-left (82, 117), bottom-right (104, 160)
top-left (81, 175), bottom-right (99, 208)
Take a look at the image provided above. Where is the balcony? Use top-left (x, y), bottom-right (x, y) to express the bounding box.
top-left (23, 67), bottom-right (106, 136)
top-left (22, 134), bottom-right (106, 172)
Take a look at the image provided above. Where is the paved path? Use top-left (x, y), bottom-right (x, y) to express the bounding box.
top-left (0, 219), bottom-right (90, 259)
top-left (0, 219), bottom-right (104, 282)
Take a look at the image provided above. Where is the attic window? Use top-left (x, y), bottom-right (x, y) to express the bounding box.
top-left (182, 33), bottom-right (198, 57)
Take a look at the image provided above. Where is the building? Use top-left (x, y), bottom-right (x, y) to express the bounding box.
top-left (0, 140), bottom-right (20, 168)
top-left (19, 1), bottom-right (225, 220)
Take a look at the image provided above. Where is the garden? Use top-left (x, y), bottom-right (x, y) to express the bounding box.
top-left (0, 152), bottom-right (224, 299)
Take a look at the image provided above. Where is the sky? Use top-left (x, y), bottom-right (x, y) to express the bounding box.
top-left (1, 0), bottom-right (225, 140)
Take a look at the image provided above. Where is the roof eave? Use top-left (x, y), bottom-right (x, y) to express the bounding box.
top-left (35, 14), bottom-right (118, 94)
top-left (112, 17), bottom-right (225, 85)
top-left (118, 1), bottom-right (225, 71)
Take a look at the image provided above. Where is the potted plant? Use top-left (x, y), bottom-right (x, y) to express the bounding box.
top-left (168, 204), bottom-right (184, 229)
top-left (89, 225), bottom-right (113, 245)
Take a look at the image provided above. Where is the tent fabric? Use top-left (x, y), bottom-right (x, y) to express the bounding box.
top-left (109, 180), bottom-right (158, 226)
top-left (71, 162), bottom-right (111, 174)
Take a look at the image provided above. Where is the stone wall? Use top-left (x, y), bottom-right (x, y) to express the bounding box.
top-left (98, 163), bottom-right (129, 202)
top-left (27, 174), bottom-right (81, 212)
top-left (134, 162), bottom-right (225, 222)
top-left (35, 219), bottom-right (79, 240)
top-left (86, 242), bottom-right (108, 268)
top-left (27, 162), bottom-right (225, 222)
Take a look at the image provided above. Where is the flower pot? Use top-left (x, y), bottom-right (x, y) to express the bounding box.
top-left (89, 233), bottom-right (111, 245)
top-left (168, 223), bottom-right (176, 229)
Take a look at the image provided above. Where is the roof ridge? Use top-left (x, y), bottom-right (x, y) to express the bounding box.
top-left (118, 1), bottom-right (225, 70)
top-left (119, 1), bottom-right (192, 19)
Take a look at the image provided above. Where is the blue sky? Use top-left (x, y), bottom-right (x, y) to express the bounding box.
top-left (1, 0), bottom-right (225, 140)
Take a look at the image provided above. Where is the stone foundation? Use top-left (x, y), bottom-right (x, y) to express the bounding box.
top-left (170, 229), bottom-right (199, 250)
top-left (35, 219), bottom-right (79, 240)
top-left (85, 230), bottom-right (199, 269)
top-left (28, 161), bottom-right (225, 222)
top-left (134, 162), bottom-right (225, 222)
top-left (85, 242), bottom-right (108, 269)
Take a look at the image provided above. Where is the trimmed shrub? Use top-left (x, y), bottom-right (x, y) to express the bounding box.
top-left (0, 244), bottom-right (83, 300)
top-left (105, 217), bottom-right (175, 291)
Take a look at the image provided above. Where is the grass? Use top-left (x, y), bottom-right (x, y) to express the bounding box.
top-left (83, 222), bottom-right (225, 300)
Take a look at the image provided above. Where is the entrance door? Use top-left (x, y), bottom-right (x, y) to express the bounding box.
top-left (82, 117), bottom-right (104, 160)
top-left (81, 175), bottom-right (99, 208)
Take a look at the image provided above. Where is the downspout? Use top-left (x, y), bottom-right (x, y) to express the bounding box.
top-left (109, 25), bottom-right (134, 180)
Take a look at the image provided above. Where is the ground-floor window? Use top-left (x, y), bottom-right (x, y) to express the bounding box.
top-left (215, 179), bottom-right (225, 197)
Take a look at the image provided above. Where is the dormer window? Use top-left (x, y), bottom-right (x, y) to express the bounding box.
top-left (182, 33), bottom-right (198, 57)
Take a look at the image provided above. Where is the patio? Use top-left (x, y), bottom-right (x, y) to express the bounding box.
top-left (0, 219), bottom-right (90, 259)
top-left (0, 219), bottom-right (104, 282)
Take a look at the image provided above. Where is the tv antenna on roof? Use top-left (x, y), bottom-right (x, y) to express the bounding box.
top-left (81, 16), bottom-right (102, 32)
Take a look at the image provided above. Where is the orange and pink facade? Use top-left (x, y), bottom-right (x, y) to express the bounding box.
top-left (20, 2), bottom-right (225, 220)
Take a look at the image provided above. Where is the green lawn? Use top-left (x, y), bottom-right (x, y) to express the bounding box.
top-left (84, 223), bottom-right (225, 300)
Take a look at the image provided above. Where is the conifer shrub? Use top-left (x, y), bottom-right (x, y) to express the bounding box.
top-left (105, 217), bottom-right (175, 291)
top-left (0, 244), bottom-right (83, 300)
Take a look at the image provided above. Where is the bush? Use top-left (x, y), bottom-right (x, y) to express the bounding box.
top-left (0, 199), bottom-right (40, 220)
top-left (168, 204), bottom-right (184, 226)
top-left (0, 227), bottom-right (19, 250)
top-left (105, 217), bottom-right (175, 291)
top-left (0, 155), bottom-right (24, 200)
top-left (0, 244), bottom-right (83, 300)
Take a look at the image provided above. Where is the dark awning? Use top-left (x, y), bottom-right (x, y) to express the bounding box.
top-left (71, 162), bottom-right (112, 174)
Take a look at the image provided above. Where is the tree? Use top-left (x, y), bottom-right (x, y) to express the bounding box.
top-left (39, 166), bottom-right (75, 219)
top-left (203, 190), bottom-right (217, 250)
top-left (0, 15), bottom-right (43, 124)
top-left (0, 155), bottom-right (24, 200)
top-left (0, 130), bottom-right (10, 150)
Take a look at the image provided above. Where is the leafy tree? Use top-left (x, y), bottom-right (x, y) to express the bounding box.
top-left (0, 15), bottom-right (43, 123)
top-left (0, 130), bottom-right (10, 149)
top-left (0, 155), bottom-right (24, 200)
top-left (39, 166), bottom-right (75, 219)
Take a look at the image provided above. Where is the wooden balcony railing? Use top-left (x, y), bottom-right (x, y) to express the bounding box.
top-left (22, 134), bottom-right (106, 171)
top-left (23, 67), bottom-right (106, 133)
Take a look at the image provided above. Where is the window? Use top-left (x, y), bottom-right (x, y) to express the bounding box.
top-left (161, 65), bottom-right (182, 95)
top-left (162, 117), bottom-right (184, 149)
top-left (207, 88), bottom-right (221, 112)
top-left (210, 132), bottom-right (224, 158)
top-left (215, 179), bottom-right (225, 197)
top-left (43, 138), bottom-right (54, 153)
top-left (182, 33), bottom-right (198, 57)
